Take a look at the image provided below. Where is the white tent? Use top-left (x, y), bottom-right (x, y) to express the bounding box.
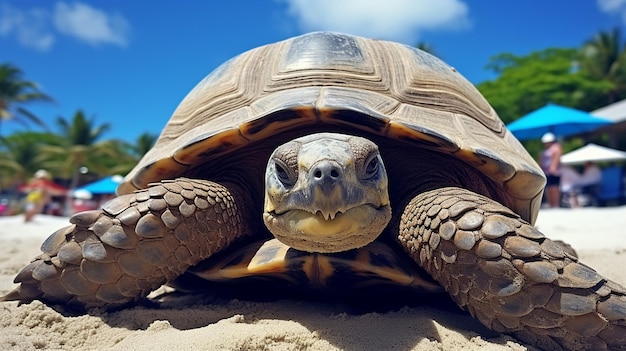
top-left (561, 143), bottom-right (626, 165)
top-left (592, 99), bottom-right (626, 123)
top-left (592, 100), bottom-right (626, 147)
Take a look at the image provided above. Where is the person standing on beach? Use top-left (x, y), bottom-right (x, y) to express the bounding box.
top-left (539, 132), bottom-right (562, 208)
top-left (23, 170), bottom-right (52, 222)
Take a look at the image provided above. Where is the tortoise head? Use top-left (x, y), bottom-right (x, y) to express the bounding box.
top-left (263, 133), bottom-right (392, 253)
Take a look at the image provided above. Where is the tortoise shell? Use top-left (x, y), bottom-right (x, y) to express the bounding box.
top-left (119, 32), bottom-right (544, 224)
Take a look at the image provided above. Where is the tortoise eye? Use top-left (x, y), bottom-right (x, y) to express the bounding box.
top-left (363, 155), bottom-right (380, 180)
top-left (274, 160), bottom-right (296, 187)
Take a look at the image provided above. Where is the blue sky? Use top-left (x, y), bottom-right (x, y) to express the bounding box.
top-left (2, 0), bottom-right (626, 142)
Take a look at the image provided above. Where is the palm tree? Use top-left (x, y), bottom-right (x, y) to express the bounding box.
top-left (41, 110), bottom-right (120, 187)
top-left (106, 132), bottom-right (158, 176)
top-left (40, 110), bottom-right (127, 214)
top-left (131, 132), bottom-right (157, 158)
top-left (579, 28), bottom-right (626, 103)
top-left (0, 63), bottom-right (52, 135)
top-left (0, 131), bottom-right (63, 188)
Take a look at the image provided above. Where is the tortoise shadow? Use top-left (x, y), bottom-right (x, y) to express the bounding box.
top-left (88, 288), bottom-right (508, 351)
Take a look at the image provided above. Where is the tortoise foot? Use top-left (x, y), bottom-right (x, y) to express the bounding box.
top-left (0, 178), bottom-right (246, 310)
top-left (399, 187), bottom-right (626, 351)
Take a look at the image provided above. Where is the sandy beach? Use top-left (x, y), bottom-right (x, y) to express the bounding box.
top-left (0, 206), bottom-right (624, 350)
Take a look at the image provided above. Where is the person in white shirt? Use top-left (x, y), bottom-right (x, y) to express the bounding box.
top-left (561, 162), bottom-right (602, 207)
top-left (578, 161), bottom-right (602, 187)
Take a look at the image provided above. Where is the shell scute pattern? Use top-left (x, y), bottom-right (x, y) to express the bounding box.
top-left (120, 32), bottom-right (544, 225)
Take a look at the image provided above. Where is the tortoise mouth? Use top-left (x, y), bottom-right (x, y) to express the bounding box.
top-left (263, 203), bottom-right (392, 253)
top-left (314, 209), bottom-right (344, 221)
top-left (272, 203), bottom-right (374, 221)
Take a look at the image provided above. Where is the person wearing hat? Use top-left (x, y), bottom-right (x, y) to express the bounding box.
top-left (539, 132), bottom-right (562, 208)
top-left (23, 169), bottom-right (53, 222)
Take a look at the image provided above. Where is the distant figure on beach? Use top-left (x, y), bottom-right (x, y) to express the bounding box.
top-left (23, 170), bottom-right (53, 223)
top-left (560, 162), bottom-right (602, 207)
top-left (579, 161), bottom-right (602, 188)
top-left (0, 199), bottom-right (8, 216)
top-left (560, 165), bottom-right (580, 199)
top-left (539, 132), bottom-right (562, 208)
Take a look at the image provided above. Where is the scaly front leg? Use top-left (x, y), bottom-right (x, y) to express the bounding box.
top-left (1, 178), bottom-right (251, 310)
top-left (398, 187), bottom-right (626, 351)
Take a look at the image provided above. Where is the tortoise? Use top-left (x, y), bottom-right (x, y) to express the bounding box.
top-left (2, 32), bottom-right (626, 350)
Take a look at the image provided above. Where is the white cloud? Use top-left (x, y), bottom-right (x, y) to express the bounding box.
top-left (282, 0), bottom-right (469, 44)
top-left (0, 1), bottom-right (129, 51)
top-left (597, 0), bottom-right (626, 22)
top-left (0, 3), bottom-right (55, 51)
top-left (53, 2), bottom-right (129, 47)
top-left (598, 0), bottom-right (626, 12)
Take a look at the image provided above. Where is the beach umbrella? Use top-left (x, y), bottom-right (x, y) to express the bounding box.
top-left (74, 175), bottom-right (123, 195)
top-left (19, 178), bottom-right (68, 196)
top-left (561, 143), bottom-right (626, 165)
top-left (506, 103), bottom-right (613, 141)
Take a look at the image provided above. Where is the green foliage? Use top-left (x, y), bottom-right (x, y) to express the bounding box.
top-left (578, 27), bottom-right (626, 105)
top-left (0, 63), bottom-right (160, 187)
top-left (55, 110), bottom-right (110, 146)
top-left (130, 132), bottom-right (157, 159)
top-left (478, 28), bottom-right (626, 154)
top-left (37, 110), bottom-right (131, 190)
top-left (416, 41), bottom-right (437, 57)
top-left (477, 48), bottom-right (613, 124)
top-left (97, 132), bottom-right (158, 176)
top-left (0, 63), bottom-right (52, 134)
top-left (0, 132), bottom-right (64, 187)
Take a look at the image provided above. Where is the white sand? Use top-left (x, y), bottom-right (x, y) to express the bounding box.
top-left (0, 207), bottom-right (624, 351)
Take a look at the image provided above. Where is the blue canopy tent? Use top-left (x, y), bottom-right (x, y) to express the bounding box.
top-left (507, 104), bottom-right (613, 141)
top-left (73, 175), bottom-right (123, 197)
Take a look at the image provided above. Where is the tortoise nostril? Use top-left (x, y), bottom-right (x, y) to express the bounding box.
top-left (312, 161), bottom-right (342, 181)
top-left (311, 161), bottom-right (343, 194)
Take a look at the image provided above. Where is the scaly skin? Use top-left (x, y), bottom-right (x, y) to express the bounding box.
top-left (1, 178), bottom-right (249, 310)
top-left (399, 187), bottom-right (626, 351)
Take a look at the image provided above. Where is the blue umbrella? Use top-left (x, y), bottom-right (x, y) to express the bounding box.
top-left (506, 103), bottom-right (613, 141)
top-left (74, 175), bottom-right (123, 195)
